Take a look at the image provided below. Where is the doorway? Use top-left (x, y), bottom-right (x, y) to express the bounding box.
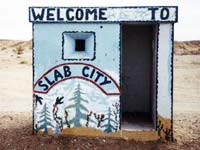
top-left (121, 24), bottom-right (157, 131)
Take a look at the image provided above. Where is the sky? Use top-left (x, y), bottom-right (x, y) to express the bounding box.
top-left (0, 0), bottom-right (199, 41)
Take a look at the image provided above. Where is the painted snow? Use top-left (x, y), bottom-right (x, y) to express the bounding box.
top-left (34, 79), bottom-right (120, 134)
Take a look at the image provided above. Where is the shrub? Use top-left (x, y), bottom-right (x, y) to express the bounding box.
top-left (16, 46), bottom-right (24, 55)
top-left (20, 60), bottom-right (28, 64)
top-left (1, 47), bottom-right (6, 51)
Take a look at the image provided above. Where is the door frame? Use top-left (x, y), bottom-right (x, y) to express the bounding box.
top-left (119, 23), bottom-right (159, 130)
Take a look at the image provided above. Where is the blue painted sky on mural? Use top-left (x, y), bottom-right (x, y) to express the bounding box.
top-left (0, 0), bottom-right (199, 41)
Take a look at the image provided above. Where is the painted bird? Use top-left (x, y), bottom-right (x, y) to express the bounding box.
top-left (35, 94), bottom-right (43, 106)
top-left (53, 96), bottom-right (64, 108)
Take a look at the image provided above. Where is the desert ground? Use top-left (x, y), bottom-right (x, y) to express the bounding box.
top-left (0, 40), bottom-right (199, 149)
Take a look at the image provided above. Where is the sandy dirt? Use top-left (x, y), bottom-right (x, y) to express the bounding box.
top-left (0, 40), bottom-right (200, 149)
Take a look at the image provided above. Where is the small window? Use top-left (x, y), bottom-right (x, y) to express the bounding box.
top-left (62, 31), bottom-right (96, 61)
top-left (75, 39), bottom-right (85, 51)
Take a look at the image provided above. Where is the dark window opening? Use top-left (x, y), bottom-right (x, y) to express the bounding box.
top-left (75, 39), bottom-right (85, 51)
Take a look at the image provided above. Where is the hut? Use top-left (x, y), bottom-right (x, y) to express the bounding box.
top-left (29, 6), bottom-right (178, 141)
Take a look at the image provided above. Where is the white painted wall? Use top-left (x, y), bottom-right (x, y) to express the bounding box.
top-left (157, 23), bottom-right (173, 119)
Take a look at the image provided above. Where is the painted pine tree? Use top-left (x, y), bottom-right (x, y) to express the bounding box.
top-left (37, 103), bottom-right (54, 134)
top-left (112, 102), bottom-right (120, 131)
top-left (102, 107), bottom-right (116, 133)
top-left (65, 84), bottom-right (89, 127)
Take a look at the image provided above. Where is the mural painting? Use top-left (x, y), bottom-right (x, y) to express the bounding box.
top-left (33, 63), bottom-right (121, 135)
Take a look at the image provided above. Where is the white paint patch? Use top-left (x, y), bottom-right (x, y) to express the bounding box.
top-left (157, 23), bottom-right (172, 119)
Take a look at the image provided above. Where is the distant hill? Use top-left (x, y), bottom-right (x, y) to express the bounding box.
top-left (0, 39), bottom-right (32, 51)
top-left (175, 41), bottom-right (200, 55)
top-left (0, 39), bottom-right (200, 55)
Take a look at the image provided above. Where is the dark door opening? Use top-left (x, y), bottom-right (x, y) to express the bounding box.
top-left (121, 24), bottom-right (157, 131)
